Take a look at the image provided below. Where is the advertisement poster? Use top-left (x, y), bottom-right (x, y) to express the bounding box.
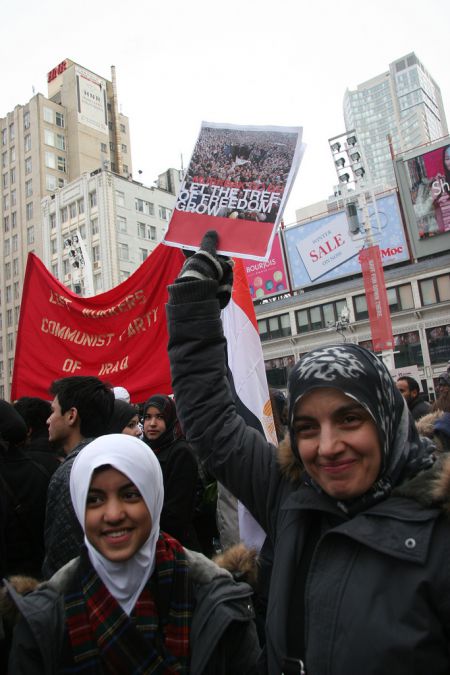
top-left (75, 65), bottom-right (108, 134)
top-left (359, 245), bottom-right (394, 352)
top-left (242, 233), bottom-right (290, 300)
top-left (162, 121), bottom-right (305, 260)
top-left (284, 193), bottom-right (409, 290)
top-left (406, 143), bottom-right (450, 239)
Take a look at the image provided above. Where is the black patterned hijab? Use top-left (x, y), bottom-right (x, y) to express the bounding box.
top-left (287, 344), bottom-right (435, 514)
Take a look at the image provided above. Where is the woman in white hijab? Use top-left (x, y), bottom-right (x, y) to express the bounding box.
top-left (6, 434), bottom-right (261, 674)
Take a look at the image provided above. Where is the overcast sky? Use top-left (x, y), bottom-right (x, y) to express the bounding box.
top-left (1, 0), bottom-right (449, 225)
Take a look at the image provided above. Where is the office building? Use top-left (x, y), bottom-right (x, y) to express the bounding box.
top-left (343, 53), bottom-right (448, 188)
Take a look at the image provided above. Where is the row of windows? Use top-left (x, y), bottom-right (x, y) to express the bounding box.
top-left (265, 323), bottom-right (450, 388)
top-left (258, 274), bottom-right (450, 342)
top-left (115, 191), bottom-right (171, 220)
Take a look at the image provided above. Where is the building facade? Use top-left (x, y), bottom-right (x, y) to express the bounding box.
top-left (343, 53), bottom-right (448, 189)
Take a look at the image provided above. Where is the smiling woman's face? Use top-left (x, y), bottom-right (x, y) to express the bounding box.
top-left (85, 467), bottom-right (152, 561)
top-left (293, 387), bottom-right (382, 500)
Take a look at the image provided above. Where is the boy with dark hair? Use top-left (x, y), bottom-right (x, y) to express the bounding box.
top-left (42, 376), bottom-right (114, 577)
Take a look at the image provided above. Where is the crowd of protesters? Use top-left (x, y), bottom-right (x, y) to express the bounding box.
top-left (2, 230), bottom-right (450, 673)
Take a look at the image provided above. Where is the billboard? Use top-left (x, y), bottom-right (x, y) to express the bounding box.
top-left (242, 233), bottom-right (290, 300)
top-left (75, 65), bottom-right (108, 134)
top-left (395, 137), bottom-right (450, 259)
top-left (284, 192), bottom-right (409, 290)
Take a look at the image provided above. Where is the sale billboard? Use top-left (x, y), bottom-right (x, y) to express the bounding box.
top-left (283, 192), bottom-right (409, 290)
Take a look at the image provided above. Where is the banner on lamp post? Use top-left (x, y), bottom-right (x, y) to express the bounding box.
top-left (359, 245), bottom-right (394, 352)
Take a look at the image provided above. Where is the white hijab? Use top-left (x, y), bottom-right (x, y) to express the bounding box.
top-left (70, 433), bottom-right (164, 615)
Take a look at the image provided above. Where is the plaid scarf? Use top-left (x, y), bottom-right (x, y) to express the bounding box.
top-left (61, 532), bottom-right (193, 673)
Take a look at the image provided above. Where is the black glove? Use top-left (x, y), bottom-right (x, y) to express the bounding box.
top-left (178, 230), bottom-right (234, 308)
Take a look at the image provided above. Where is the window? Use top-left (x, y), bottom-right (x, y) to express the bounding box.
top-left (10, 147), bottom-right (15, 162)
top-left (2, 173), bottom-right (7, 189)
top-left (1, 128), bottom-right (6, 146)
top-left (91, 218), bottom-right (99, 235)
top-left (50, 238), bottom-right (57, 254)
top-left (2, 152), bottom-right (6, 168)
top-left (43, 107), bottom-right (54, 123)
top-left (55, 112), bottom-right (64, 128)
top-left (3, 194), bottom-right (9, 211)
top-left (89, 191), bottom-right (97, 208)
top-left (121, 144), bottom-right (127, 153)
top-left (56, 134), bottom-right (65, 150)
top-left (12, 234), bottom-right (18, 252)
top-left (137, 222), bottom-right (156, 240)
top-left (139, 248), bottom-right (148, 262)
top-left (10, 190), bottom-right (16, 207)
top-left (50, 212), bottom-right (56, 229)
top-left (13, 282), bottom-right (19, 301)
top-left (426, 324), bottom-right (450, 365)
top-left (79, 223), bottom-right (86, 239)
top-left (5, 262), bottom-right (11, 280)
top-left (58, 177), bottom-right (65, 188)
top-left (120, 271), bottom-right (130, 281)
top-left (13, 258), bottom-right (19, 276)
top-left (135, 198), bottom-right (154, 215)
top-left (44, 129), bottom-right (55, 146)
top-left (24, 134), bottom-right (31, 152)
top-left (123, 164), bottom-right (128, 175)
top-left (4, 239), bottom-right (10, 256)
top-left (94, 275), bottom-right (103, 292)
top-left (25, 156), bottom-right (32, 174)
top-left (60, 206), bottom-right (68, 222)
top-left (120, 123), bottom-right (126, 133)
top-left (117, 215), bottom-right (127, 233)
top-left (52, 263), bottom-right (58, 277)
top-left (27, 226), bottom-right (34, 244)
top-left (10, 167), bottom-right (15, 184)
top-left (45, 151), bottom-right (55, 169)
top-left (46, 174), bottom-right (57, 191)
top-left (63, 258), bottom-right (70, 276)
top-left (115, 190), bottom-right (125, 206)
top-left (109, 142), bottom-right (115, 151)
top-left (158, 205), bottom-right (171, 220)
top-left (392, 331), bottom-right (424, 367)
top-left (118, 243), bottom-right (129, 261)
top-left (258, 314), bottom-right (291, 341)
top-left (69, 202), bottom-right (77, 218)
top-left (101, 142), bottom-right (107, 153)
top-left (92, 245), bottom-right (100, 262)
top-left (9, 123), bottom-right (15, 141)
top-left (7, 310), bottom-right (13, 328)
top-left (11, 212), bottom-right (16, 228)
top-left (77, 198), bottom-right (84, 214)
top-left (296, 300), bottom-right (347, 333)
top-left (419, 274), bottom-right (450, 305)
top-left (26, 202), bottom-right (33, 221)
top-left (57, 156), bottom-right (66, 172)
top-left (386, 284), bottom-right (414, 312)
top-left (23, 111), bottom-right (30, 129)
top-left (4, 215), bottom-right (9, 232)
top-left (7, 333), bottom-right (14, 352)
top-left (5, 286), bottom-right (12, 304)
top-left (25, 179), bottom-right (32, 197)
top-left (353, 295), bottom-right (369, 320)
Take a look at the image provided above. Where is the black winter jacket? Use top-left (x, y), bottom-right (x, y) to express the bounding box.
top-left (5, 549), bottom-right (259, 675)
top-left (166, 279), bottom-right (450, 675)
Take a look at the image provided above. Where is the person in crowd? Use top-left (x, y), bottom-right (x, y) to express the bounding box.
top-left (13, 396), bottom-right (62, 474)
top-left (4, 434), bottom-right (260, 674)
top-left (0, 401), bottom-right (50, 577)
top-left (165, 230), bottom-right (450, 675)
top-left (142, 394), bottom-right (200, 549)
top-left (106, 398), bottom-right (141, 436)
top-left (395, 376), bottom-right (431, 421)
top-left (42, 376), bottom-right (114, 578)
top-left (112, 385), bottom-right (131, 403)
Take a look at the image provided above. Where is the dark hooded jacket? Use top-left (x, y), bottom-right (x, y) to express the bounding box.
top-left (166, 278), bottom-right (450, 675)
top-left (2, 547), bottom-right (260, 675)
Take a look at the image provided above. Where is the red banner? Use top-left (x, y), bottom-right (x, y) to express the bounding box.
top-left (359, 245), bottom-right (394, 352)
top-left (11, 244), bottom-right (184, 403)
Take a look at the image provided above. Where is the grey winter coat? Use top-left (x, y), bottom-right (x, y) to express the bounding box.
top-left (5, 548), bottom-right (259, 674)
top-left (166, 280), bottom-right (450, 675)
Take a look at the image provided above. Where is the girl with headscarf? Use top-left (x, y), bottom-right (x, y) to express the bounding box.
top-left (166, 249), bottom-right (450, 675)
top-left (106, 399), bottom-right (141, 436)
top-left (5, 434), bottom-right (260, 673)
top-left (143, 395), bottom-right (200, 549)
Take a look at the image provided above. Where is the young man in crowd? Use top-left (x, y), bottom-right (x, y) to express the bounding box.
top-left (42, 376), bottom-right (114, 578)
top-left (396, 376), bottom-right (431, 421)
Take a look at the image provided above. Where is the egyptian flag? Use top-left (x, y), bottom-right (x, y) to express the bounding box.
top-left (222, 258), bottom-right (277, 550)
